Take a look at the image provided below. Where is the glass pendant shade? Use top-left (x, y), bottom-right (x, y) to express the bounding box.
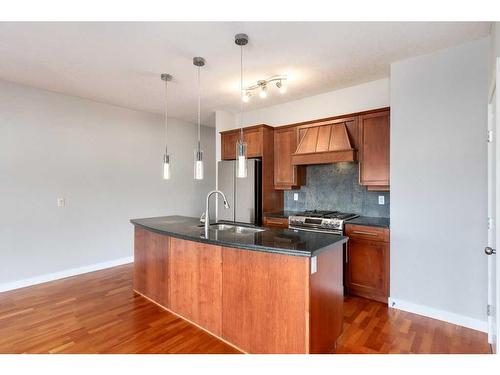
top-left (194, 147), bottom-right (204, 180)
top-left (236, 140), bottom-right (247, 179)
top-left (163, 154), bottom-right (171, 180)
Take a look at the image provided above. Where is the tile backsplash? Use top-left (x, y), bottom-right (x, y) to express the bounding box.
top-left (284, 162), bottom-right (390, 218)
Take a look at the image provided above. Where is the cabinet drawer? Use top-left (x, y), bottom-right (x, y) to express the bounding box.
top-left (345, 224), bottom-right (389, 242)
top-left (263, 216), bottom-right (289, 228)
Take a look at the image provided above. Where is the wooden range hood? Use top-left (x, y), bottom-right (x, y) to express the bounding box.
top-left (291, 122), bottom-right (356, 165)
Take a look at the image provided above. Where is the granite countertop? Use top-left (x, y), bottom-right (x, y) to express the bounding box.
top-left (345, 216), bottom-right (390, 229)
top-left (131, 215), bottom-right (347, 257)
top-left (264, 211), bottom-right (390, 229)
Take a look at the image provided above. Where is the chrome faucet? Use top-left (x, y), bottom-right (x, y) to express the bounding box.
top-left (204, 190), bottom-right (230, 236)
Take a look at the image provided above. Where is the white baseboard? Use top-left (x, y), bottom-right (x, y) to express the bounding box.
top-left (388, 297), bottom-right (488, 333)
top-left (0, 256), bottom-right (134, 293)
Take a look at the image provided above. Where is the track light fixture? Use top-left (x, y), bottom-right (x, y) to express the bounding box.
top-left (241, 75), bottom-right (287, 102)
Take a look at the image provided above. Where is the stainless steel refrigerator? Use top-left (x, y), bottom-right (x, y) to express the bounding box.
top-left (217, 159), bottom-right (262, 225)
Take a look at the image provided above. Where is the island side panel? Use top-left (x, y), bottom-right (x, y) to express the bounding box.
top-left (133, 226), bottom-right (170, 308)
top-left (169, 237), bottom-right (223, 336)
top-left (222, 246), bottom-right (310, 354)
top-left (309, 243), bottom-right (344, 354)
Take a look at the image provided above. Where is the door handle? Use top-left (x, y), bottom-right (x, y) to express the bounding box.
top-left (485, 246), bottom-right (496, 255)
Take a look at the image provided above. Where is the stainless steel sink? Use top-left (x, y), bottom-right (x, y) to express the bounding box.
top-left (198, 223), bottom-right (265, 234)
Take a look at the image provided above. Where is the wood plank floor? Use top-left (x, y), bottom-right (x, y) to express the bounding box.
top-left (0, 264), bottom-right (491, 354)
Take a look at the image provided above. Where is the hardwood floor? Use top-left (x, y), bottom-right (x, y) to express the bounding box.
top-left (0, 264), bottom-right (491, 354)
top-left (337, 296), bottom-right (491, 354)
top-left (0, 264), bottom-right (238, 354)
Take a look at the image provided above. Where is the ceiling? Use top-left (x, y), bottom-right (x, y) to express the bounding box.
top-left (0, 22), bottom-right (491, 126)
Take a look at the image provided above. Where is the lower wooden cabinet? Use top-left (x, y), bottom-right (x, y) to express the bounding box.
top-left (133, 227), bottom-right (170, 308)
top-left (133, 226), bottom-right (345, 354)
top-left (169, 237), bottom-right (223, 335)
top-left (344, 224), bottom-right (390, 303)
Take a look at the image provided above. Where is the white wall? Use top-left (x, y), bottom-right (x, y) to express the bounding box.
top-left (491, 23), bottom-right (500, 66)
top-left (0, 80), bottom-right (215, 286)
top-left (390, 37), bottom-right (490, 330)
top-left (238, 78), bottom-right (390, 128)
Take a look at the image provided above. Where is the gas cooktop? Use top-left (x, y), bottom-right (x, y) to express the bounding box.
top-left (288, 210), bottom-right (359, 234)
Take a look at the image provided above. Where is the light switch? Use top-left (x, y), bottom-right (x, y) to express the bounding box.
top-left (293, 193), bottom-right (299, 201)
top-left (57, 198), bottom-right (66, 208)
top-left (378, 196), bottom-right (385, 205)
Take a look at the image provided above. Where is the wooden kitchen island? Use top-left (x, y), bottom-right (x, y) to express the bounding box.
top-left (131, 216), bottom-right (347, 354)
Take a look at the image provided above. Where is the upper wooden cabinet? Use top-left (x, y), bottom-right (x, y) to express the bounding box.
top-left (221, 126), bottom-right (265, 160)
top-left (273, 127), bottom-right (306, 189)
top-left (220, 124), bottom-right (283, 214)
top-left (359, 111), bottom-right (390, 190)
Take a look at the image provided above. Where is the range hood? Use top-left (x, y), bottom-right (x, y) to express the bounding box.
top-left (291, 123), bottom-right (356, 165)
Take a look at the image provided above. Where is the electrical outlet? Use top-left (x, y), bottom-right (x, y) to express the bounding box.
top-left (378, 196), bottom-right (385, 205)
top-left (57, 198), bottom-right (66, 208)
top-left (293, 193), bottom-right (299, 201)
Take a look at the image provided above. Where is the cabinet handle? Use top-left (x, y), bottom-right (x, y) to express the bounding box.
top-left (351, 230), bottom-right (378, 237)
top-left (266, 219), bottom-right (286, 225)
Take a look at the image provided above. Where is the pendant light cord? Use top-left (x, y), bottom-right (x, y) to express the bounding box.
top-left (240, 44), bottom-right (244, 142)
top-left (164, 79), bottom-right (168, 155)
top-left (197, 65), bottom-right (201, 152)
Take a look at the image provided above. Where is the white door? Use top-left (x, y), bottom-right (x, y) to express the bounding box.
top-left (488, 64), bottom-right (498, 353)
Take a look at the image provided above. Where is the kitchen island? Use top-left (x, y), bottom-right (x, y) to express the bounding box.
top-left (131, 215), bottom-right (347, 354)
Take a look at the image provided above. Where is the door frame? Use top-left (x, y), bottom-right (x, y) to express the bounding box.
top-left (489, 58), bottom-right (500, 353)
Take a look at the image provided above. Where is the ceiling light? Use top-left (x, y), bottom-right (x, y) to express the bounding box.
top-left (161, 73), bottom-right (173, 180)
top-left (276, 79), bottom-right (287, 94)
top-left (258, 81), bottom-right (268, 99)
top-left (242, 91), bottom-right (251, 103)
top-left (235, 33), bottom-right (249, 179)
top-left (193, 57), bottom-right (205, 181)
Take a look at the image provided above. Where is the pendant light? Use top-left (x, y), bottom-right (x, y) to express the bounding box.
top-left (161, 73), bottom-right (173, 180)
top-left (193, 57), bottom-right (205, 180)
top-left (235, 33), bottom-right (249, 179)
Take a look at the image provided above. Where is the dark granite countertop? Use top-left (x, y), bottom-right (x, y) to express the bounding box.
top-left (131, 215), bottom-right (347, 257)
top-left (264, 211), bottom-right (390, 229)
top-left (345, 216), bottom-right (390, 229)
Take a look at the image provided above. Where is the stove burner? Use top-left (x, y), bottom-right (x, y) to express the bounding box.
top-left (300, 210), bottom-right (337, 217)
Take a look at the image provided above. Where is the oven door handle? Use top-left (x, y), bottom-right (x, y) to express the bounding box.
top-left (288, 225), bottom-right (343, 235)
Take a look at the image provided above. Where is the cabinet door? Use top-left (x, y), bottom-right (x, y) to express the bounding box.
top-left (221, 129), bottom-right (262, 160)
top-left (169, 237), bottom-right (222, 336)
top-left (244, 129), bottom-right (262, 157)
top-left (274, 127), bottom-right (305, 189)
top-left (359, 111), bottom-right (390, 188)
top-left (222, 132), bottom-right (239, 160)
top-left (133, 227), bottom-right (170, 308)
top-left (345, 238), bottom-right (389, 303)
top-left (222, 246), bottom-right (309, 353)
